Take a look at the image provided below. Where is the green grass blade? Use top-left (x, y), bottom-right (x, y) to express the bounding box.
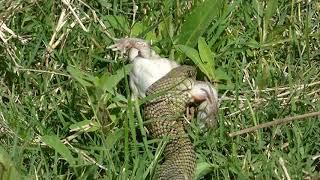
top-left (0, 146), bottom-right (23, 180)
top-left (176, 44), bottom-right (212, 80)
top-left (41, 135), bottom-right (76, 165)
top-left (176, 0), bottom-right (225, 47)
top-left (198, 37), bottom-right (215, 79)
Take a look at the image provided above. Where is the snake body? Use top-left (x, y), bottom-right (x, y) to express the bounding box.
top-left (144, 65), bottom-right (197, 180)
top-left (109, 38), bottom-right (218, 179)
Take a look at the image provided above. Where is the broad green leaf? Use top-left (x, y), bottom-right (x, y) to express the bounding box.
top-left (69, 120), bottom-right (100, 133)
top-left (176, 44), bottom-right (211, 80)
top-left (145, 31), bottom-right (157, 42)
top-left (198, 37), bottom-right (215, 79)
top-left (198, 37), bottom-right (214, 66)
top-left (131, 22), bottom-right (144, 37)
top-left (194, 162), bottom-right (213, 179)
top-left (105, 129), bottom-right (124, 150)
top-left (97, 0), bottom-right (112, 9)
top-left (104, 15), bottom-right (129, 33)
top-left (67, 66), bottom-right (96, 87)
top-left (265, 0), bottom-right (278, 22)
top-left (96, 64), bottom-right (132, 94)
top-left (215, 68), bottom-right (234, 90)
top-left (215, 68), bottom-right (231, 80)
top-left (109, 114), bottom-right (117, 123)
top-left (247, 39), bottom-right (261, 49)
top-left (176, 45), bottom-right (201, 62)
top-left (176, 0), bottom-right (225, 47)
top-left (41, 135), bottom-right (76, 165)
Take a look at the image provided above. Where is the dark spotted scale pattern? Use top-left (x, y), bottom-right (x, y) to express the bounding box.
top-left (144, 65), bottom-right (197, 180)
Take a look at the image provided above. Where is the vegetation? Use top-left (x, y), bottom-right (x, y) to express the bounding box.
top-left (0, 0), bottom-right (319, 179)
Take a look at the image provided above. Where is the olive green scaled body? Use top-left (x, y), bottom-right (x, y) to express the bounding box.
top-left (144, 65), bottom-right (197, 180)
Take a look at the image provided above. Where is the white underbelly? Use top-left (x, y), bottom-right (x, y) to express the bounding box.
top-left (130, 57), bottom-right (179, 97)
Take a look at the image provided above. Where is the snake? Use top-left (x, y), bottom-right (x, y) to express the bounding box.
top-left (109, 37), bottom-right (218, 179)
top-left (144, 65), bottom-right (197, 180)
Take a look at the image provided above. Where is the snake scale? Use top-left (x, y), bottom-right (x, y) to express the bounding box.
top-left (144, 65), bottom-right (197, 180)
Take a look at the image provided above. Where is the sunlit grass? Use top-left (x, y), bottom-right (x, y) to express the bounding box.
top-left (0, 0), bottom-right (319, 179)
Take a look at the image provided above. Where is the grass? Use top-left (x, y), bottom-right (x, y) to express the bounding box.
top-left (0, 0), bottom-right (319, 179)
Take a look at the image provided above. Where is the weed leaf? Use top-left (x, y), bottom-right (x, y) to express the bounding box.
top-left (69, 120), bottom-right (100, 133)
top-left (41, 135), bottom-right (76, 165)
top-left (67, 66), bottom-right (96, 87)
top-left (177, 44), bottom-right (212, 80)
top-left (96, 64), bottom-right (132, 94)
top-left (176, 0), bottom-right (225, 47)
top-left (198, 37), bottom-right (215, 78)
top-left (0, 146), bottom-right (23, 180)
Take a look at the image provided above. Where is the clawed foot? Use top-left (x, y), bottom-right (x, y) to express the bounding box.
top-left (108, 38), bottom-right (151, 59)
top-left (108, 38), bottom-right (131, 54)
top-left (186, 106), bottom-right (196, 122)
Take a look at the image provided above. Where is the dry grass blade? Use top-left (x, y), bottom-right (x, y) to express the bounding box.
top-left (229, 112), bottom-right (320, 137)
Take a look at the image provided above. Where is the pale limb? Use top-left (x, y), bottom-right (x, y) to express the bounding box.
top-left (189, 81), bottom-right (219, 129)
top-left (108, 38), bottom-right (152, 59)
